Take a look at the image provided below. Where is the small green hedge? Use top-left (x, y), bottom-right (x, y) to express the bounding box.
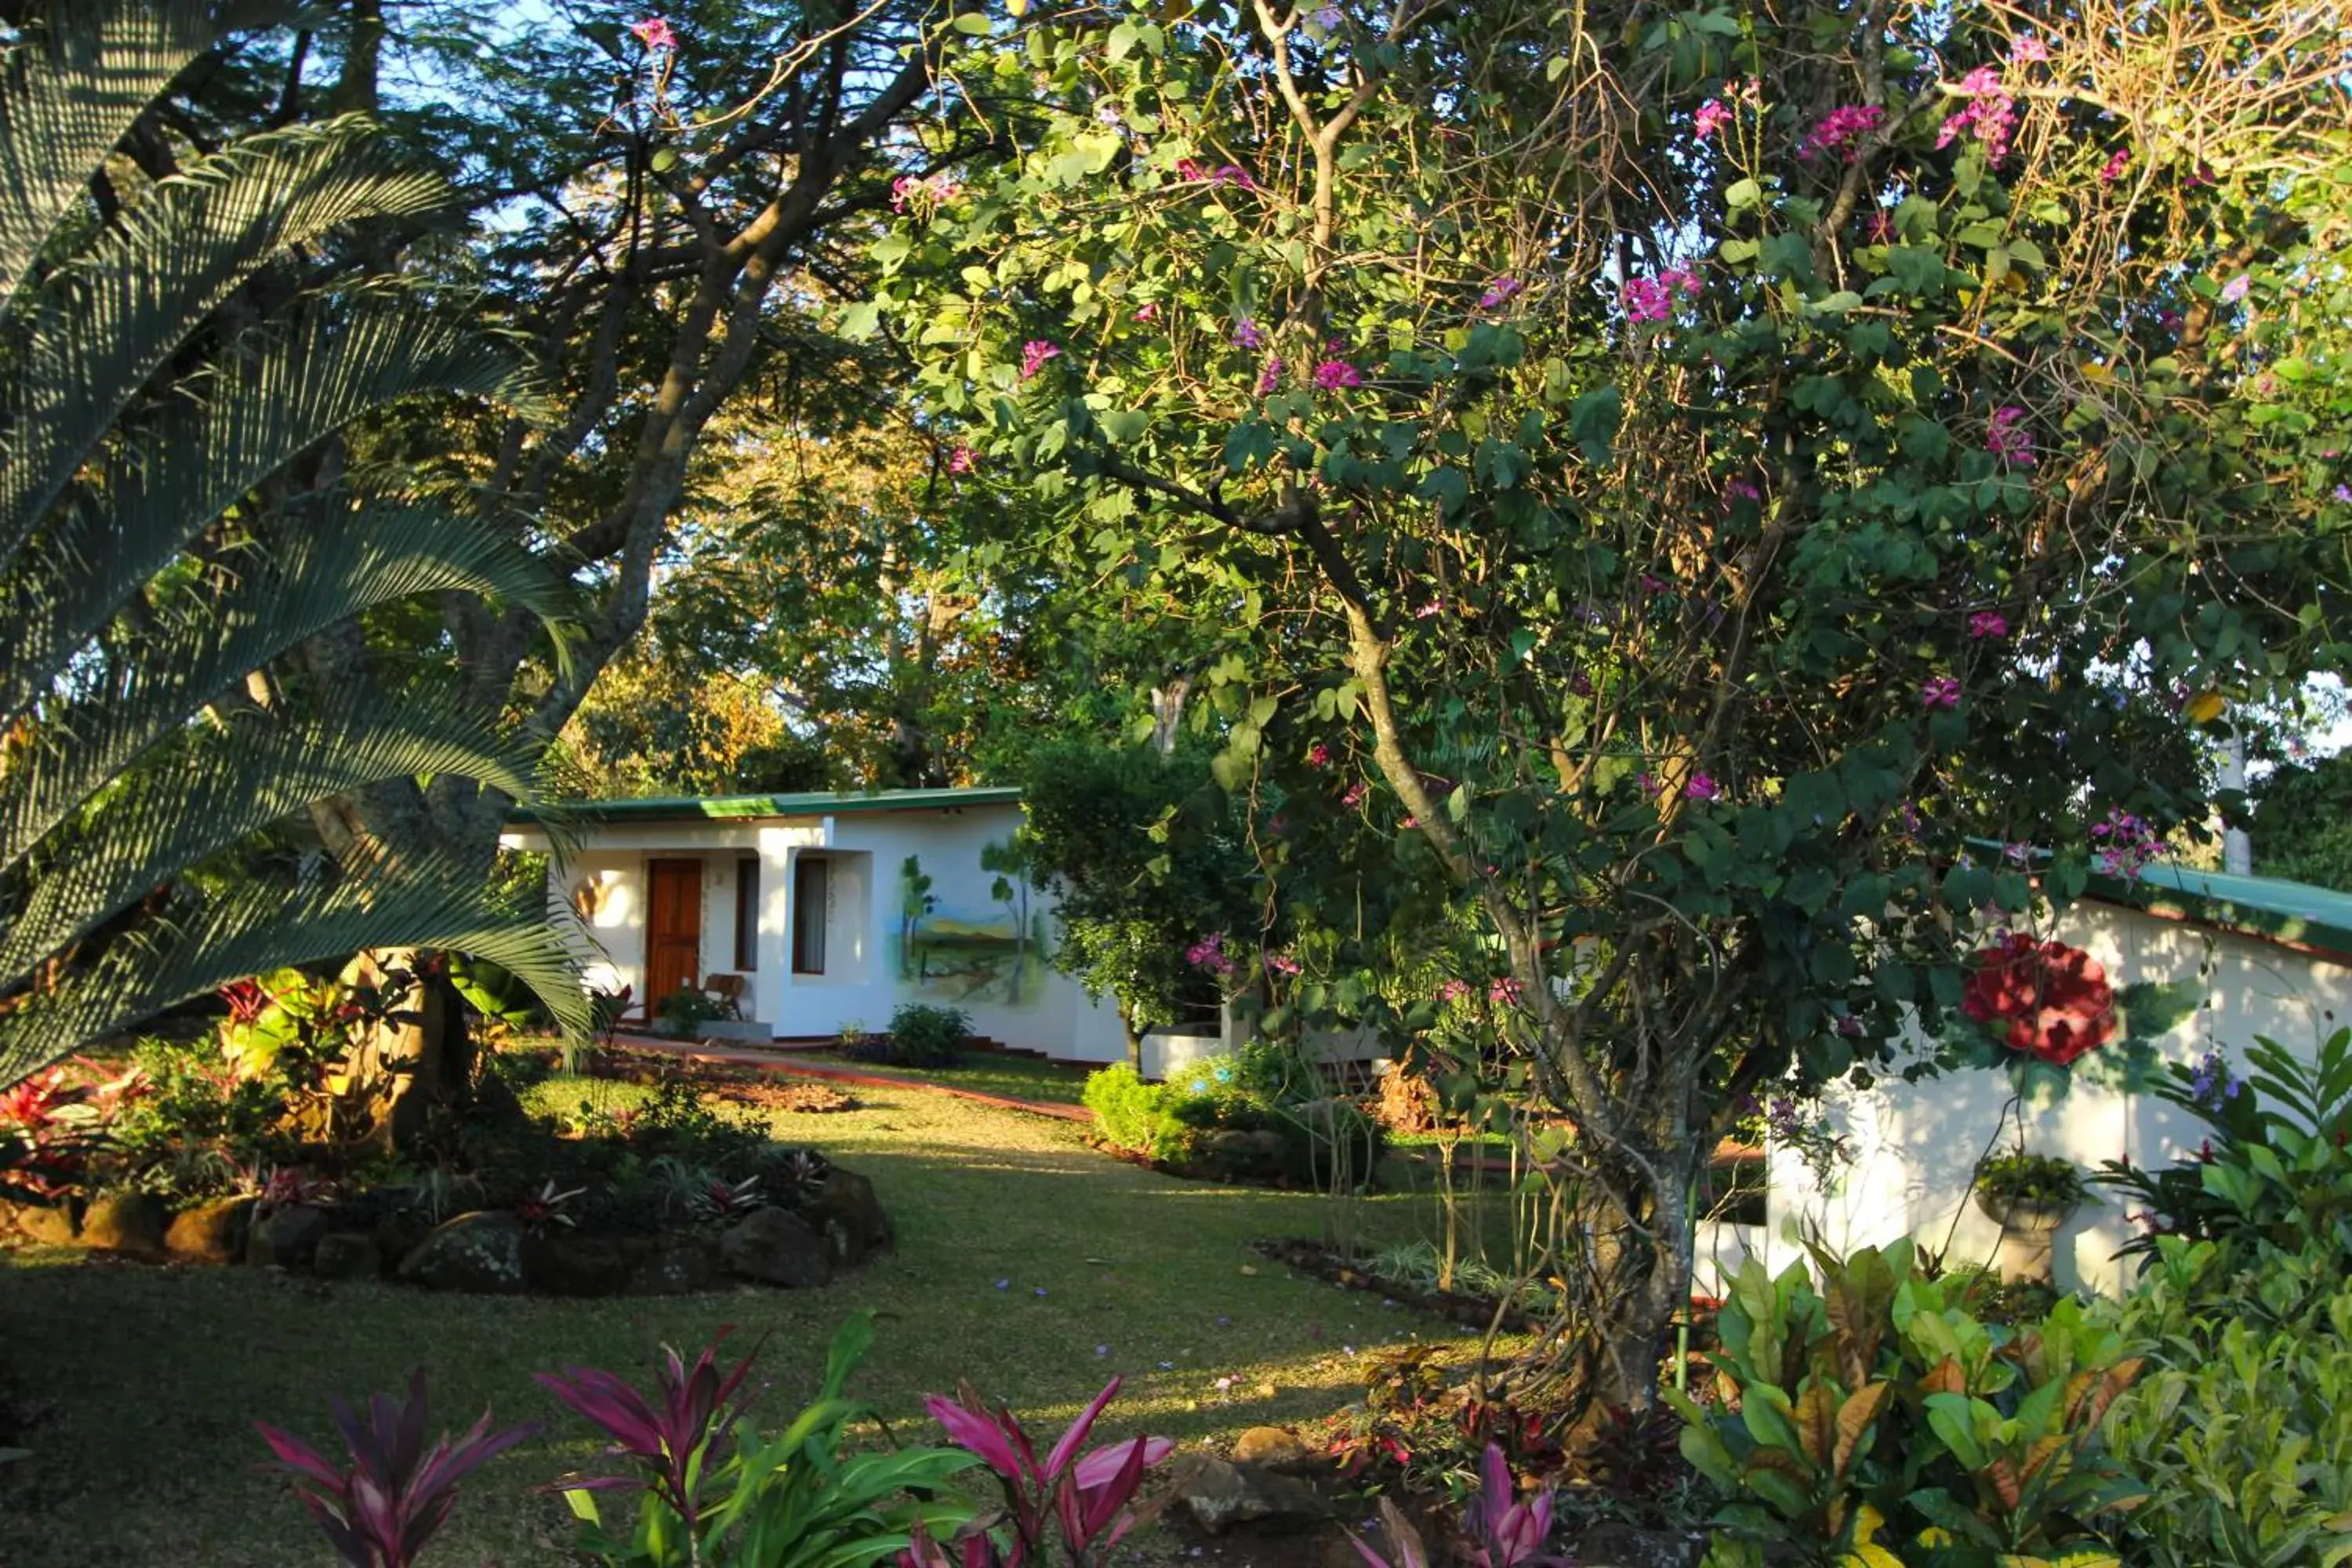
top-left (1082, 1058), bottom-right (1384, 1185)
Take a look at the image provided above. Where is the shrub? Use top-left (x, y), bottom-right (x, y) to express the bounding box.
top-left (652, 986), bottom-right (725, 1039)
top-left (1669, 1238), bottom-right (2144, 1566)
top-left (884, 1003), bottom-right (970, 1067)
top-left (2103, 1237), bottom-right (2352, 1568)
top-left (1972, 1150), bottom-right (2085, 1209)
top-left (1081, 1064), bottom-right (1190, 1162)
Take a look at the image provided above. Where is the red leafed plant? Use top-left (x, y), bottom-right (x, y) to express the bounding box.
top-left (919, 1377), bottom-right (1173, 1567)
top-left (254, 1371), bottom-right (538, 1567)
top-left (1960, 934), bottom-right (2117, 1066)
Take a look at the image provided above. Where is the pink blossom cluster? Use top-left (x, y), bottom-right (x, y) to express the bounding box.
top-left (1683, 772), bottom-right (1721, 801)
top-left (1340, 780), bottom-right (1368, 809)
top-left (1489, 978), bottom-right (1524, 1007)
top-left (890, 172), bottom-right (960, 214)
top-left (1175, 159), bottom-right (1257, 189)
top-left (1692, 100), bottom-right (1734, 141)
top-left (2099, 147), bottom-right (2131, 183)
top-left (1937, 65), bottom-right (2018, 165)
top-left (1435, 978), bottom-right (1472, 1004)
top-left (1987, 405), bottom-right (2035, 466)
top-left (1623, 267), bottom-right (1700, 323)
top-left (1798, 103), bottom-right (1886, 162)
top-left (1306, 742), bottom-right (1333, 768)
top-left (1311, 358), bottom-right (1363, 390)
top-left (1255, 358), bottom-right (1284, 394)
top-left (1264, 952), bottom-right (1303, 976)
top-left (2009, 35), bottom-right (2050, 64)
top-left (630, 16), bottom-right (677, 51)
top-left (1184, 931), bottom-right (1236, 976)
top-left (1019, 340), bottom-right (1060, 379)
top-left (2090, 808), bottom-right (2163, 879)
top-left (947, 445), bottom-right (976, 475)
top-left (1969, 610), bottom-right (2008, 639)
top-left (1724, 477), bottom-right (1761, 506)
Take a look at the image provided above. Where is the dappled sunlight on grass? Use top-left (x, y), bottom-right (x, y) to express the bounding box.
top-left (0, 1078), bottom-right (1501, 1566)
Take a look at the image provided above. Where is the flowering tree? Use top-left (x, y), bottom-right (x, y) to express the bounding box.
top-left (870, 0), bottom-right (2350, 1410)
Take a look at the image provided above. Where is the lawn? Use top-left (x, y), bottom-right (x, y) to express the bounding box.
top-left (0, 1080), bottom-right (1487, 1566)
top-left (784, 1048), bottom-right (1095, 1106)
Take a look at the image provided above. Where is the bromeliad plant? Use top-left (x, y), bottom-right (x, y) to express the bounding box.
top-left (255, 1371), bottom-right (539, 1568)
top-left (1668, 1240), bottom-right (2144, 1566)
top-left (539, 1314), bottom-right (976, 1568)
top-left (920, 1377), bottom-right (1173, 1566)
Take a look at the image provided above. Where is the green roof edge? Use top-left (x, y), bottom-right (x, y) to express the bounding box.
top-left (510, 785), bottom-right (1022, 827)
top-left (1962, 837), bottom-right (2352, 959)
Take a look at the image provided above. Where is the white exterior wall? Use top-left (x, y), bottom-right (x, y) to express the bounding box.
top-left (1766, 898), bottom-right (2352, 1295)
top-left (507, 801), bottom-right (1219, 1066)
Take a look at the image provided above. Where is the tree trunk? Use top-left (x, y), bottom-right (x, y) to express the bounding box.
top-left (337, 949), bottom-right (475, 1152)
top-left (1120, 1008), bottom-right (1146, 1074)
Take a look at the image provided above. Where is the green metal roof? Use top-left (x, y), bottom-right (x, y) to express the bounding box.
top-left (512, 786), bottom-right (1022, 826)
top-left (2090, 859), bottom-right (2352, 959)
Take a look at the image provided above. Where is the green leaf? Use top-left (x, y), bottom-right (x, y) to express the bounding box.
top-left (1570, 387), bottom-right (1623, 463)
top-left (1098, 408), bottom-right (1148, 444)
top-left (1726, 177), bottom-right (1763, 210)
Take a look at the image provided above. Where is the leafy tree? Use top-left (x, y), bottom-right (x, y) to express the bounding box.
top-left (878, 0), bottom-right (2352, 1409)
top-left (2252, 754), bottom-right (2352, 891)
top-left (1012, 740), bottom-right (1254, 1071)
top-left (0, 2), bottom-right (583, 1086)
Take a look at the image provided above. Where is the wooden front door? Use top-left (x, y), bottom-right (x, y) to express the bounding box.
top-left (645, 858), bottom-right (703, 1009)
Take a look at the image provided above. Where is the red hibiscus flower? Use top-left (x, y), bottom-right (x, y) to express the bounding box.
top-left (1960, 934), bottom-right (2116, 1066)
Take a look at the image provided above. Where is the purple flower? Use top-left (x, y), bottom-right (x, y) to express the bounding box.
top-left (1231, 318), bottom-right (1265, 350)
top-left (1019, 340), bottom-right (1060, 379)
top-left (1255, 357), bottom-right (1284, 394)
top-left (1987, 405), bottom-right (2036, 467)
top-left (1315, 4), bottom-right (1343, 25)
top-left (1684, 772), bottom-right (1721, 801)
top-left (1478, 276), bottom-right (1522, 309)
top-left (1835, 1014), bottom-right (1865, 1039)
top-left (1623, 269), bottom-right (1699, 324)
top-left (2335, 485), bottom-right (2352, 504)
top-left (1799, 103), bottom-right (1886, 162)
top-left (1693, 100), bottom-right (1733, 141)
top-left (1969, 610), bottom-right (2009, 639)
top-left (1184, 932), bottom-right (1237, 976)
top-left (1724, 477), bottom-right (1761, 505)
top-left (2220, 274), bottom-right (2250, 303)
top-left (1312, 358), bottom-right (1362, 390)
top-left (1921, 676), bottom-right (1962, 710)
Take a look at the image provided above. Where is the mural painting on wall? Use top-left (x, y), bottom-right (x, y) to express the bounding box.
top-left (891, 850), bottom-right (1048, 1007)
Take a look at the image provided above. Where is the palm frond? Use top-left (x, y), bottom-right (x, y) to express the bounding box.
top-left (0, 855), bottom-right (592, 1087)
top-left (2, 503), bottom-right (569, 871)
top-left (0, 118), bottom-right (458, 563)
top-left (0, 695), bottom-right (546, 989)
top-left (0, 299), bottom-right (532, 718)
top-left (0, 0), bottom-right (219, 315)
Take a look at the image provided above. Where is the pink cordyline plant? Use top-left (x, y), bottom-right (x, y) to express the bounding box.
top-left (532, 1330), bottom-right (763, 1526)
top-left (1348, 1444), bottom-right (1565, 1567)
top-left (256, 1371), bottom-right (539, 1568)
top-left (920, 1377), bottom-right (1173, 1567)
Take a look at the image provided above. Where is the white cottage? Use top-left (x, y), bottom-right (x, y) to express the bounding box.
top-left (500, 786), bottom-right (1231, 1075)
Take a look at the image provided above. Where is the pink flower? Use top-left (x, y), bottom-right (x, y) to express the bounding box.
top-left (1624, 271), bottom-right (1697, 322)
top-left (1684, 773), bottom-right (1721, 801)
top-left (1724, 477), bottom-right (1761, 505)
top-left (1306, 742), bottom-right (1333, 768)
top-left (1969, 611), bottom-right (2008, 639)
top-left (1693, 100), bottom-right (1734, 141)
top-left (1414, 598), bottom-right (1443, 619)
top-left (1937, 64), bottom-right (2018, 164)
top-left (1488, 978), bottom-right (1524, 1006)
top-left (1231, 318), bottom-right (1265, 350)
top-left (947, 445), bottom-right (976, 474)
top-left (1798, 103), bottom-right (1886, 162)
top-left (2220, 274), bottom-right (2250, 303)
top-left (1019, 340), bottom-right (1060, 379)
top-left (2098, 147), bottom-right (2131, 183)
top-left (1478, 276), bottom-right (1522, 309)
top-left (1341, 781), bottom-right (1368, 809)
top-left (1987, 405), bottom-right (2035, 467)
top-left (1436, 979), bottom-right (1472, 1004)
top-left (630, 16), bottom-right (677, 51)
top-left (1921, 676), bottom-right (1962, 710)
top-left (1255, 357), bottom-right (1284, 394)
top-left (1184, 932), bottom-right (1236, 976)
top-left (1174, 158), bottom-right (1207, 182)
top-left (1211, 165), bottom-right (1257, 189)
top-left (1133, 301), bottom-right (1160, 323)
top-left (1311, 358), bottom-right (1362, 390)
top-left (1265, 952), bottom-right (1303, 976)
top-left (2009, 34), bottom-right (2050, 63)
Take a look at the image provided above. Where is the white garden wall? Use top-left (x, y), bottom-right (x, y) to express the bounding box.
top-left (1766, 890), bottom-right (2352, 1294)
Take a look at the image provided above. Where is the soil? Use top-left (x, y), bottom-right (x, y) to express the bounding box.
top-left (1251, 1238), bottom-right (1543, 1334)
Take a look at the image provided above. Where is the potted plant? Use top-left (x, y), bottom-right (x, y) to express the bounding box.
top-left (1973, 1150), bottom-right (2086, 1285)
